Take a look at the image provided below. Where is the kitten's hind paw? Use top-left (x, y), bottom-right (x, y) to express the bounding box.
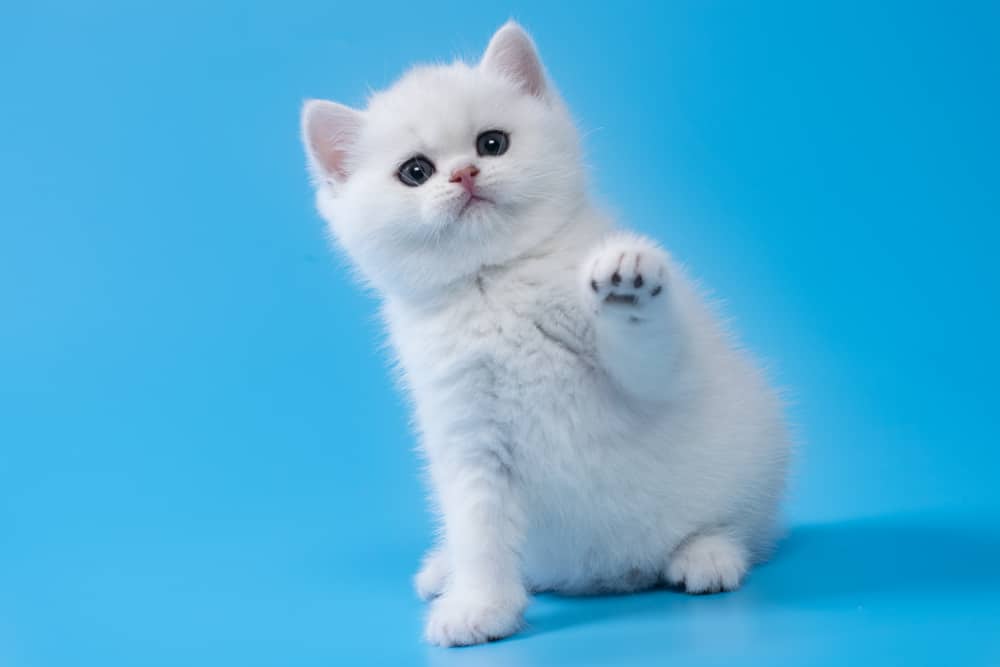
top-left (414, 548), bottom-right (449, 601)
top-left (666, 534), bottom-right (748, 594)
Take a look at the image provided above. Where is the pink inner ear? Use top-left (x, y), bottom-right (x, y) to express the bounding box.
top-left (502, 45), bottom-right (544, 97)
top-left (302, 100), bottom-right (362, 182)
top-left (313, 140), bottom-right (349, 181)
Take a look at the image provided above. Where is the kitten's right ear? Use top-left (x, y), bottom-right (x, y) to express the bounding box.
top-left (480, 21), bottom-right (546, 98)
top-left (301, 99), bottom-right (363, 183)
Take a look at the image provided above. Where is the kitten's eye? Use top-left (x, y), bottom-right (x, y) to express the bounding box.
top-left (476, 130), bottom-right (509, 157)
top-left (397, 156), bottom-right (435, 187)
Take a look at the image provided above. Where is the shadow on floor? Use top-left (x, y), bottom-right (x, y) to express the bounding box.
top-left (518, 510), bottom-right (1000, 637)
top-left (754, 511), bottom-right (1000, 601)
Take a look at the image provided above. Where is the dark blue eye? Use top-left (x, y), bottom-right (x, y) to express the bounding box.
top-left (398, 155), bottom-right (435, 186)
top-left (476, 130), bottom-right (509, 157)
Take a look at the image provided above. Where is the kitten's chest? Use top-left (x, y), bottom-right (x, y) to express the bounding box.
top-left (388, 275), bottom-right (597, 427)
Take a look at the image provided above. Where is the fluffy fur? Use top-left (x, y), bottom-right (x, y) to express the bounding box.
top-left (301, 22), bottom-right (790, 647)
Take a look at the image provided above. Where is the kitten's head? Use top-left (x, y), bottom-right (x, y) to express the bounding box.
top-left (302, 22), bottom-right (584, 299)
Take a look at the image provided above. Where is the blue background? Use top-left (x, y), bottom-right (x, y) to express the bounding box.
top-left (2, 1), bottom-right (999, 665)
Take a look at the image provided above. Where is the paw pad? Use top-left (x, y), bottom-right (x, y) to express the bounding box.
top-left (585, 240), bottom-right (667, 313)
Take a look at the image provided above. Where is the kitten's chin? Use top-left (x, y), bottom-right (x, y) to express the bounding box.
top-left (457, 194), bottom-right (494, 217)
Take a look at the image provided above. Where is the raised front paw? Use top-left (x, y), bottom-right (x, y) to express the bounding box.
top-left (583, 235), bottom-right (668, 318)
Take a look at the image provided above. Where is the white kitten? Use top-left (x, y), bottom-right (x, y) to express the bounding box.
top-left (301, 22), bottom-right (790, 647)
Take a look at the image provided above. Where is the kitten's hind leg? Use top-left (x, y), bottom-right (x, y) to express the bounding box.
top-left (414, 547), bottom-right (450, 601)
top-left (666, 533), bottom-right (748, 594)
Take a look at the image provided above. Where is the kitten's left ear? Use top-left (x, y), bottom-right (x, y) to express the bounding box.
top-left (301, 99), bottom-right (364, 183)
top-left (480, 21), bottom-right (546, 98)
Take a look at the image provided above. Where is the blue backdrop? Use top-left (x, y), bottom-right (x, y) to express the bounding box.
top-left (2, 2), bottom-right (998, 665)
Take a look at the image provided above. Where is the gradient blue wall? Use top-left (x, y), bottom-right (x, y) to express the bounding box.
top-left (2, 2), bottom-right (998, 665)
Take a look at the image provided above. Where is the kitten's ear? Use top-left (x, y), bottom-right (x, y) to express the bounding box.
top-left (480, 21), bottom-right (546, 98)
top-left (301, 99), bottom-right (363, 183)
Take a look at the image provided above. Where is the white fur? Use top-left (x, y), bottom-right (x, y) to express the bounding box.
top-left (302, 22), bottom-right (790, 647)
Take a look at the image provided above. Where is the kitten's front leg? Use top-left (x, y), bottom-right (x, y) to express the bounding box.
top-left (582, 234), bottom-right (679, 401)
top-left (424, 448), bottom-right (527, 647)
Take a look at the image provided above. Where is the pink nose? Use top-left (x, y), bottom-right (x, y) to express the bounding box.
top-left (449, 164), bottom-right (480, 192)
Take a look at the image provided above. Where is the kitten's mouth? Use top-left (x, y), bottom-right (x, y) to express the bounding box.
top-left (458, 193), bottom-right (494, 216)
